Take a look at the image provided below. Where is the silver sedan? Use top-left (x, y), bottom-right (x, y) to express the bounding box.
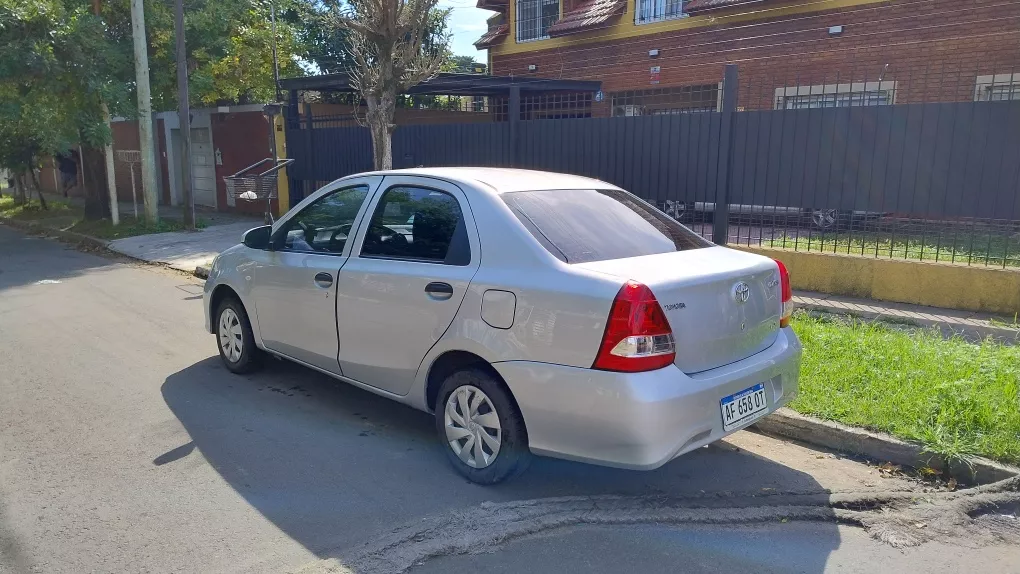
top-left (203, 168), bottom-right (801, 484)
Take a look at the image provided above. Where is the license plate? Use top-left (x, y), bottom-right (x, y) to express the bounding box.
top-left (720, 383), bottom-right (770, 431)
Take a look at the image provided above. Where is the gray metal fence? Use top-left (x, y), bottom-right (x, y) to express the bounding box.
top-left (286, 65), bottom-right (1020, 268)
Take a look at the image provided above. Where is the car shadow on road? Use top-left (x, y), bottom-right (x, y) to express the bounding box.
top-left (162, 357), bottom-right (841, 572)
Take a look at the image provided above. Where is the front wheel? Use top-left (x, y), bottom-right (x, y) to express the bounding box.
top-left (216, 298), bottom-right (263, 374)
top-left (435, 369), bottom-right (531, 484)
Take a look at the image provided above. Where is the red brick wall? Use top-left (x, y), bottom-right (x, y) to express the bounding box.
top-left (38, 157), bottom-right (59, 193)
top-left (111, 120), bottom-right (143, 205)
top-left (492, 0), bottom-right (1020, 112)
top-left (210, 111), bottom-right (278, 216)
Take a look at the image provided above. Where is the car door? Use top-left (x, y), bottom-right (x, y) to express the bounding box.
top-left (334, 177), bottom-right (480, 395)
top-left (249, 176), bottom-right (380, 373)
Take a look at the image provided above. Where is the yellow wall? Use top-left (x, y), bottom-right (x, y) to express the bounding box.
top-left (273, 114), bottom-right (290, 215)
top-left (734, 246), bottom-right (1020, 315)
top-left (492, 0), bottom-right (889, 56)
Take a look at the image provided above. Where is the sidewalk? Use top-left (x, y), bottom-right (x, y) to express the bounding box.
top-left (33, 191), bottom-right (263, 274)
top-left (794, 291), bottom-right (1019, 343)
top-left (107, 221), bottom-right (257, 275)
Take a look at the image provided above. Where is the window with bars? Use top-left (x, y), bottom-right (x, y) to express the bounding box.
top-left (774, 82), bottom-right (897, 109)
top-left (635, 0), bottom-right (684, 24)
top-left (610, 84), bottom-right (719, 116)
top-left (516, 0), bottom-right (559, 42)
top-left (975, 74), bottom-right (1020, 101)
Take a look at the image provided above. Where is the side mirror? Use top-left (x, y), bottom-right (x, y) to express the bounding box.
top-left (242, 225), bottom-right (273, 250)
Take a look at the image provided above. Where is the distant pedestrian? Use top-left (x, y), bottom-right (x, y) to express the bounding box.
top-left (57, 152), bottom-right (78, 197)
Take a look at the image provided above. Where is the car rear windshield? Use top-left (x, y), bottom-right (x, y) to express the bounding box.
top-left (502, 189), bottom-right (712, 264)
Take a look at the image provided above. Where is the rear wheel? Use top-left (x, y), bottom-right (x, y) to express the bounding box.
top-left (810, 209), bottom-right (841, 230)
top-left (435, 369), bottom-right (531, 484)
top-left (216, 297), bottom-right (263, 374)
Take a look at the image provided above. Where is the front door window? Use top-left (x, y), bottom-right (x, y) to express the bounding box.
top-left (276, 185), bottom-right (370, 254)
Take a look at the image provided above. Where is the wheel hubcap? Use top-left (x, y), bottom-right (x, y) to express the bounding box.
top-left (218, 308), bottom-right (243, 363)
top-left (444, 385), bottom-right (501, 469)
top-left (813, 209), bottom-right (838, 228)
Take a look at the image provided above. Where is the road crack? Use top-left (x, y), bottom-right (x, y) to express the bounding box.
top-left (295, 477), bottom-right (1019, 574)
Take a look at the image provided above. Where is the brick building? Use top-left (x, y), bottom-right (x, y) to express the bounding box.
top-left (476, 0), bottom-right (1020, 114)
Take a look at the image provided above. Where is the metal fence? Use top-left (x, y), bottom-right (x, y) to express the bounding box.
top-left (285, 66), bottom-right (1020, 268)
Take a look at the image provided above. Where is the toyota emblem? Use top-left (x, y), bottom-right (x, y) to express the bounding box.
top-left (733, 282), bottom-right (750, 304)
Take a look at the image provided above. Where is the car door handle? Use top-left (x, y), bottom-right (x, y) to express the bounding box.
top-left (424, 282), bottom-right (454, 300)
top-left (314, 272), bottom-right (333, 288)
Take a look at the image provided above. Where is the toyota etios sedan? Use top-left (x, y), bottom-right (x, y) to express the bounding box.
top-left (204, 168), bottom-right (801, 484)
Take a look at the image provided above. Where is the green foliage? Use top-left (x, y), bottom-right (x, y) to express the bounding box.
top-left (790, 312), bottom-right (1020, 465)
top-left (0, 0), bottom-right (131, 171)
top-left (302, 0), bottom-right (453, 77)
top-left (443, 55), bottom-right (485, 74)
top-left (69, 213), bottom-right (206, 238)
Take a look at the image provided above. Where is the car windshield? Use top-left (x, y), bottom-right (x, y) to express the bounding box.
top-left (502, 189), bottom-right (712, 263)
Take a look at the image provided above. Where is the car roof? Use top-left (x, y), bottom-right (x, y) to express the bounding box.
top-left (356, 167), bottom-right (617, 194)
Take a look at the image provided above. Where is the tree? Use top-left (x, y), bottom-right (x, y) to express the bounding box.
top-left (339, 0), bottom-right (450, 170)
top-left (443, 55), bottom-right (484, 74)
top-left (0, 0), bottom-right (131, 217)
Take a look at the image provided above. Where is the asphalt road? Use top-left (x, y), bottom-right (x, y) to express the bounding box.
top-left (0, 224), bottom-right (1016, 574)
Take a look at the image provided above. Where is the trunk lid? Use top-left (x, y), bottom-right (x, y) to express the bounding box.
top-left (577, 247), bottom-right (783, 374)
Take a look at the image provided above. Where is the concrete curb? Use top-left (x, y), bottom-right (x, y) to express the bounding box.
top-left (796, 299), bottom-right (1020, 344)
top-left (754, 408), bottom-right (1020, 485)
top-left (0, 218), bottom-right (109, 251)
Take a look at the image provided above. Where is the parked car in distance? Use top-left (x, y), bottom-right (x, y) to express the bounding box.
top-left (663, 201), bottom-right (883, 230)
top-left (204, 168), bottom-right (802, 484)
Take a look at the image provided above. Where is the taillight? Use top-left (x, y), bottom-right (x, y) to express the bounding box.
top-left (593, 280), bottom-right (676, 373)
top-left (775, 259), bottom-right (793, 328)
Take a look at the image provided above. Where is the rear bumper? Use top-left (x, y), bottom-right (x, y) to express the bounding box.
top-left (492, 327), bottom-right (802, 470)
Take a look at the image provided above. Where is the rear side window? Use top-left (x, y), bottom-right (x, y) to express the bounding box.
top-left (360, 186), bottom-right (470, 265)
top-left (502, 189), bottom-right (711, 263)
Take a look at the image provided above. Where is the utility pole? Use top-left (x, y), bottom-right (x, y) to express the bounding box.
top-left (130, 0), bottom-right (159, 223)
top-left (174, 0), bottom-right (194, 229)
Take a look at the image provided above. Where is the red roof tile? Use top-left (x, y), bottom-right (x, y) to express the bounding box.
top-left (547, 0), bottom-right (627, 37)
top-left (684, 0), bottom-right (766, 13)
top-left (474, 24), bottom-right (509, 49)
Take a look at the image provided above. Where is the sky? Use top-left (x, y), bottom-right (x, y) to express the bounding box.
top-left (438, 0), bottom-right (494, 58)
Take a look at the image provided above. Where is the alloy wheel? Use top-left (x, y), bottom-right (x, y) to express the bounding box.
top-left (218, 308), bottom-right (243, 363)
top-left (812, 209), bottom-right (839, 229)
top-left (444, 385), bottom-right (502, 469)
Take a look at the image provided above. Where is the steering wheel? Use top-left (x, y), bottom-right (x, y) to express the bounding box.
top-left (363, 223), bottom-right (409, 252)
top-left (296, 221), bottom-right (317, 246)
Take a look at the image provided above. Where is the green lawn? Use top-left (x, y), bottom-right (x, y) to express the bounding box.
top-left (0, 194), bottom-right (79, 221)
top-left (764, 230), bottom-right (1020, 268)
top-left (789, 312), bottom-right (1020, 466)
top-left (0, 195), bottom-right (203, 238)
top-left (68, 216), bottom-right (201, 239)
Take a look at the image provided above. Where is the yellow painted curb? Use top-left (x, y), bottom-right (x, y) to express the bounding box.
top-left (734, 245), bottom-right (1020, 315)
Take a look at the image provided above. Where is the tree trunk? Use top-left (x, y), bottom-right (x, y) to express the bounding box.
top-left (13, 174), bottom-right (26, 204)
top-left (80, 147), bottom-right (111, 220)
top-left (28, 168), bottom-right (47, 210)
top-left (365, 91), bottom-right (396, 170)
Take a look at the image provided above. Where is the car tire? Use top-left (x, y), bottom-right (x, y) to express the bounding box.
top-left (435, 369), bottom-right (531, 484)
top-left (810, 209), bottom-right (842, 230)
top-left (215, 297), bottom-right (263, 374)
